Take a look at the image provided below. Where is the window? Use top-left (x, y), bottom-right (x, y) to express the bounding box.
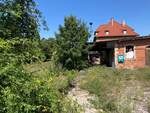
top-left (105, 30), bottom-right (109, 35)
top-left (94, 31), bottom-right (98, 36)
top-left (123, 30), bottom-right (127, 35)
top-left (126, 45), bottom-right (134, 59)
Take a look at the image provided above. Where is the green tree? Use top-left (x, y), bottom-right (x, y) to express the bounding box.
top-left (56, 16), bottom-right (90, 70)
top-left (0, 0), bottom-right (48, 63)
top-left (40, 38), bottom-right (57, 61)
top-left (0, 0), bottom-right (48, 39)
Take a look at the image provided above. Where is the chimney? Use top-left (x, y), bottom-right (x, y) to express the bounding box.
top-left (122, 20), bottom-right (126, 26)
top-left (111, 17), bottom-right (114, 26)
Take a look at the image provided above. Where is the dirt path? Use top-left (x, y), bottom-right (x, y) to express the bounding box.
top-left (68, 70), bottom-right (150, 113)
top-left (121, 81), bottom-right (150, 113)
top-left (67, 71), bottom-right (99, 113)
top-left (133, 87), bottom-right (150, 113)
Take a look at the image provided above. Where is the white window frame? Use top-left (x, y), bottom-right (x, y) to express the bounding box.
top-left (124, 45), bottom-right (136, 60)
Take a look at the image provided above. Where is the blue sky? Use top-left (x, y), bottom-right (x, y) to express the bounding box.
top-left (36, 0), bottom-right (150, 38)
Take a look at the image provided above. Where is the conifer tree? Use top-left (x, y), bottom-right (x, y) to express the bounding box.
top-left (56, 16), bottom-right (90, 70)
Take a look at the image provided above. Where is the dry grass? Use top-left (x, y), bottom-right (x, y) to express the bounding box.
top-left (79, 66), bottom-right (150, 113)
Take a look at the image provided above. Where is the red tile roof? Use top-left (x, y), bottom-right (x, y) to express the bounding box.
top-left (96, 36), bottom-right (150, 43)
top-left (95, 18), bottom-right (139, 38)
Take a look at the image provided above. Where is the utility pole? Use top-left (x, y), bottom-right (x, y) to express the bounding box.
top-left (89, 22), bottom-right (93, 42)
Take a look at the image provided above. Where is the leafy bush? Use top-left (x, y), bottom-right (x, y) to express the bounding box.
top-left (40, 38), bottom-right (57, 61)
top-left (0, 65), bottom-right (80, 113)
top-left (0, 38), bottom-right (44, 64)
top-left (9, 38), bottom-right (45, 63)
top-left (0, 39), bottom-right (81, 113)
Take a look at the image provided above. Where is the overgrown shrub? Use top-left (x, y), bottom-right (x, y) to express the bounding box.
top-left (0, 62), bottom-right (63, 113)
top-left (0, 38), bottom-right (45, 64)
top-left (40, 38), bottom-right (57, 61)
top-left (0, 39), bottom-right (81, 113)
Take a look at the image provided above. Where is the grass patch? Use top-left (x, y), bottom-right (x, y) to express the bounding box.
top-left (80, 66), bottom-right (150, 113)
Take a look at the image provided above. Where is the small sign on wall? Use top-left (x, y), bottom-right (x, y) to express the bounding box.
top-left (118, 55), bottom-right (125, 63)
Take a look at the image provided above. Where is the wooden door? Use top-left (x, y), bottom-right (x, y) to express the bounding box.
top-left (146, 47), bottom-right (150, 66)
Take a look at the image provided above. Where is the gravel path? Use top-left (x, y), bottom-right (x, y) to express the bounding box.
top-left (133, 87), bottom-right (150, 113)
top-left (67, 71), bottom-right (99, 113)
top-left (122, 81), bottom-right (150, 113)
top-left (68, 71), bottom-right (150, 113)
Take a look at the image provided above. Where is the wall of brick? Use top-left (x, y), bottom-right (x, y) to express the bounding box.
top-left (115, 39), bottom-right (150, 69)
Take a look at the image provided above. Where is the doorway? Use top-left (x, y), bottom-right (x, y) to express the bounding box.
top-left (89, 41), bottom-right (115, 67)
top-left (146, 46), bottom-right (150, 66)
top-left (100, 48), bottom-right (114, 67)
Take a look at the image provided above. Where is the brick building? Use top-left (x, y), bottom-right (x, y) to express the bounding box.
top-left (89, 18), bottom-right (150, 68)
